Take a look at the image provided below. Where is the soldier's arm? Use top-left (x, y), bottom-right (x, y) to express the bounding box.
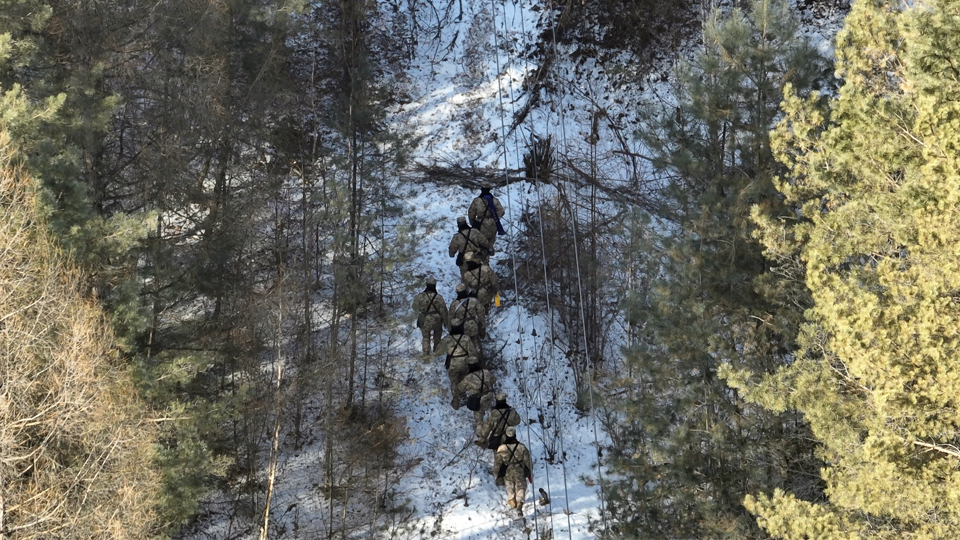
top-left (478, 230), bottom-right (493, 250)
top-left (487, 269), bottom-right (499, 290)
top-left (448, 235), bottom-right (460, 257)
top-left (468, 199), bottom-right (482, 224)
top-left (486, 371), bottom-right (497, 390)
top-left (508, 409), bottom-right (521, 426)
top-left (412, 293), bottom-right (421, 312)
top-left (495, 199), bottom-right (504, 218)
top-left (466, 338), bottom-right (479, 359)
top-left (439, 301), bottom-right (449, 327)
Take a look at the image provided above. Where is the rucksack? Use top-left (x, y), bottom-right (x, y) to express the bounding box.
top-left (487, 409), bottom-right (511, 450)
top-left (466, 394), bottom-right (482, 411)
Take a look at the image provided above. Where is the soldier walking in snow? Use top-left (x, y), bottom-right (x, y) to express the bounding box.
top-left (437, 319), bottom-right (481, 361)
top-left (481, 393), bottom-right (521, 450)
top-left (457, 356), bottom-right (497, 441)
top-left (413, 277), bottom-right (448, 354)
top-left (452, 290), bottom-right (486, 339)
top-left (449, 216), bottom-right (493, 275)
top-left (461, 252), bottom-right (499, 308)
top-left (494, 426), bottom-right (533, 512)
top-left (468, 182), bottom-right (505, 246)
top-left (445, 350), bottom-right (473, 410)
top-left (438, 322), bottom-right (480, 409)
top-left (448, 283), bottom-right (470, 315)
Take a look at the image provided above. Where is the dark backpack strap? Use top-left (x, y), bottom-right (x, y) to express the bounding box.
top-left (464, 228), bottom-right (484, 251)
top-left (498, 443), bottom-right (520, 478)
top-left (426, 291), bottom-right (440, 314)
top-left (493, 409), bottom-right (509, 435)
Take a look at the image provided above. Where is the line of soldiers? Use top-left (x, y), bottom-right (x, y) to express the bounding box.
top-left (412, 183), bottom-right (534, 513)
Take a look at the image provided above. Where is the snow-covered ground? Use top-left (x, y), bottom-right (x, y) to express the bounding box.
top-left (388, 180), bottom-right (610, 540)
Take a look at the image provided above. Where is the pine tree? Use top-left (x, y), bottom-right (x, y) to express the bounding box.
top-left (605, 1), bottom-right (831, 537)
top-left (733, 0), bottom-right (960, 537)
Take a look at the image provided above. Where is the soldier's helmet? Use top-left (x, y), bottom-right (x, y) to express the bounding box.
top-left (504, 426), bottom-right (516, 437)
top-left (467, 356), bottom-right (480, 365)
top-left (456, 283), bottom-right (468, 293)
top-left (463, 252), bottom-right (476, 262)
top-left (457, 216), bottom-right (467, 225)
top-left (496, 392), bottom-right (507, 402)
top-left (480, 181), bottom-right (493, 190)
top-left (426, 277), bottom-right (437, 285)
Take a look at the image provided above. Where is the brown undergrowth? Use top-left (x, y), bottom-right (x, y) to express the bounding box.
top-left (0, 132), bottom-right (161, 539)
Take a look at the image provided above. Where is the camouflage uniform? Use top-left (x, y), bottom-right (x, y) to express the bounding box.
top-left (480, 394), bottom-right (521, 449)
top-left (462, 255), bottom-right (499, 307)
top-left (445, 352), bottom-right (473, 410)
top-left (468, 185), bottom-right (505, 246)
top-left (457, 360), bottom-right (497, 438)
top-left (452, 295), bottom-right (486, 339)
top-left (436, 325), bottom-right (481, 360)
top-left (494, 427), bottom-right (532, 511)
top-left (448, 283), bottom-right (470, 316)
top-left (412, 278), bottom-right (448, 354)
top-left (449, 217), bottom-right (493, 275)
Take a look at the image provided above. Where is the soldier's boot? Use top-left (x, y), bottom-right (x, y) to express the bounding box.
top-left (507, 498), bottom-right (516, 509)
top-left (516, 501), bottom-right (523, 513)
top-left (496, 476), bottom-right (505, 487)
top-left (451, 394), bottom-right (460, 410)
top-left (421, 338), bottom-right (430, 355)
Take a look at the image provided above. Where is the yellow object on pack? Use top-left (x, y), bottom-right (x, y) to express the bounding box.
top-left (494, 293), bottom-right (501, 307)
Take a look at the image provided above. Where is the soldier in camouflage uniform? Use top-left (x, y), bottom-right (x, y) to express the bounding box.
top-left (445, 351), bottom-right (473, 410)
top-left (481, 393), bottom-right (521, 450)
top-left (494, 426), bottom-right (532, 511)
top-left (457, 356), bottom-right (496, 442)
top-left (412, 277), bottom-right (448, 354)
top-left (468, 182), bottom-right (505, 246)
top-left (437, 321), bottom-right (480, 409)
top-left (448, 283), bottom-right (470, 316)
top-left (461, 252), bottom-right (499, 307)
top-left (449, 216), bottom-right (493, 276)
top-left (452, 290), bottom-right (486, 339)
top-left (436, 319), bottom-right (481, 361)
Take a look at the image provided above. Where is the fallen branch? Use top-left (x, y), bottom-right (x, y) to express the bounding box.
top-left (913, 440), bottom-right (960, 459)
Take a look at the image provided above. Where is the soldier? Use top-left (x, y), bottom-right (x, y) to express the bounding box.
top-left (481, 393), bottom-right (521, 450)
top-left (452, 290), bottom-right (486, 339)
top-left (445, 350), bottom-right (473, 410)
top-left (457, 356), bottom-right (497, 441)
top-left (462, 252), bottom-right (499, 308)
top-left (494, 426), bottom-right (533, 512)
top-left (412, 277), bottom-right (448, 354)
top-left (448, 283), bottom-right (470, 316)
top-left (468, 182), bottom-right (505, 246)
top-left (449, 216), bottom-right (493, 275)
top-left (436, 319), bottom-right (481, 361)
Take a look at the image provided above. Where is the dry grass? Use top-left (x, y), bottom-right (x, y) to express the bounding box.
top-left (0, 132), bottom-right (161, 539)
